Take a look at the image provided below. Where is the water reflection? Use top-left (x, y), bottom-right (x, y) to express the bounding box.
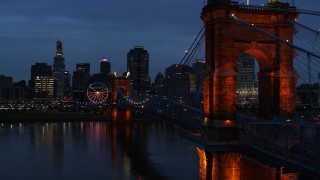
top-left (0, 120), bottom-right (198, 179)
top-left (0, 120), bottom-right (303, 180)
top-left (194, 147), bottom-right (299, 180)
top-left (110, 108), bottom-right (132, 122)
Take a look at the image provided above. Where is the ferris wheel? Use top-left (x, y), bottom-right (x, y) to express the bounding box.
top-left (86, 82), bottom-right (109, 104)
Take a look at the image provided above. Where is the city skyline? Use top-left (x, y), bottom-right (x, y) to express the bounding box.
top-left (0, 0), bottom-right (319, 82)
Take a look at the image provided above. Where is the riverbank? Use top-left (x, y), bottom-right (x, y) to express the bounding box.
top-left (0, 111), bottom-right (107, 122)
top-left (0, 111), bottom-right (156, 122)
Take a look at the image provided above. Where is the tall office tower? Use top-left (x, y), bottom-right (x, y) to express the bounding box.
top-left (64, 71), bottom-right (71, 98)
top-left (29, 63), bottom-right (53, 99)
top-left (236, 53), bottom-right (258, 105)
top-left (127, 46), bottom-right (150, 92)
top-left (191, 59), bottom-right (205, 92)
top-left (29, 63), bottom-right (52, 87)
top-left (72, 63), bottom-right (91, 101)
top-left (100, 58), bottom-right (111, 76)
top-left (53, 40), bottom-right (65, 99)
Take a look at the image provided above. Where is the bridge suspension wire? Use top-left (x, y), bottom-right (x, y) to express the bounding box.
top-left (286, 20), bottom-right (320, 84)
top-left (286, 19), bottom-right (320, 54)
top-left (181, 32), bottom-right (205, 66)
top-left (230, 14), bottom-right (320, 84)
top-left (230, 14), bottom-right (320, 61)
top-left (179, 26), bottom-right (205, 65)
top-left (295, 8), bottom-right (320, 16)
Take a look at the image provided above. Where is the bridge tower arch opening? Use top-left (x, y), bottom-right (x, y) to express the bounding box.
top-left (235, 53), bottom-right (259, 116)
top-left (202, 0), bottom-right (298, 141)
top-left (112, 77), bottom-right (131, 103)
top-left (111, 77), bottom-right (132, 121)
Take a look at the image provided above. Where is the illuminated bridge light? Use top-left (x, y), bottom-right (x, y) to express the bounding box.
top-left (224, 120), bottom-right (232, 126)
top-left (204, 117), bottom-right (208, 124)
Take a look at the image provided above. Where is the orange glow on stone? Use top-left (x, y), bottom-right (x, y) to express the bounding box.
top-left (204, 117), bottom-right (208, 124)
top-left (225, 120), bottom-right (232, 125)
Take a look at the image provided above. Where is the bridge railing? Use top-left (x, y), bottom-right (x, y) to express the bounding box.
top-left (239, 117), bottom-right (320, 172)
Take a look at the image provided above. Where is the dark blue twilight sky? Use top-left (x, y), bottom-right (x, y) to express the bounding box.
top-left (0, 0), bottom-right (319, 83)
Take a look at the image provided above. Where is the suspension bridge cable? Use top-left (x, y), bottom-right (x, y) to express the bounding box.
top-left (182, 32), bottom-right (205, 65)
top-left (230, 14), bottom-right (320, 60)
top-left (288, 19), bottom-right (320, 53)
top-left (286, 19), bottom-right (320, 52)
top-left (287, 19), bottom-right (320, 37)
top-left (179, 26), bottom-right (204, 65)
top-left (296, 8), bottom-right (320, 16)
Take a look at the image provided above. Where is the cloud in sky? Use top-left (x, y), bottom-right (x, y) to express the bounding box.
top-left (0, 0), bottom-right (319, 82)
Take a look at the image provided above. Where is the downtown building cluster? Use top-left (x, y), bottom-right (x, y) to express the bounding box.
top-left (0, 40), bottom-right (293, 109)
top-left (0, 43), bottom-right (151, 103)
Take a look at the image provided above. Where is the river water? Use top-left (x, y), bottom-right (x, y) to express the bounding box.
top-left (0, 119), bottom-right (300, 180)
top-left (0, 120), bottom-right (198, 180)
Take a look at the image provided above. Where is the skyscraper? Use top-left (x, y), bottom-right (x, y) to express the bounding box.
top-left (72, 63), bottom-right (91, 102)
top-left (29, 63), bottom-right (53, 99)
top-left (191, 59), bottom-right (205, 92)
top-left (53, 40), bottom-right (65, 99)
top-left (34, 76), bottom-right (56, 99)
top-left (127, 46), bottom-right (150, 92)
top-left (100, 58), bottom-right (111, 76)
top-left (64, 71), bottom-right (71, 98)
top-left (30, 63), bottom-right (52, 79)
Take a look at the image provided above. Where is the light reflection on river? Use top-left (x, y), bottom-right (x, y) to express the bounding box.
top-left (0, 121), bottom-right (198, 180)
top-left (0, 120), bottom-right (301, 180)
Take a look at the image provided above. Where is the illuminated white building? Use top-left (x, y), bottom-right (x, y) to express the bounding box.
top-left (236, 53), bottom-right (258, 105)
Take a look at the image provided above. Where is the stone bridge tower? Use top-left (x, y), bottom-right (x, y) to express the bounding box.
top-left (202, 0), bottom-right (298, 141)
top-left (112, 77), bottom-right (131, 104)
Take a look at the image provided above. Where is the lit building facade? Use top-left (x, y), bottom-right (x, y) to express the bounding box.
top-left (29, 63), bottom-right (52, 97)
top-left (34, 76), bottom-right (56, 99)
top-left (53, 40), bottom-right (65, 99)
top-left (127, 46), bottom-right (150, 92)
top-left (236, 53), bottom-right (258, 106)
